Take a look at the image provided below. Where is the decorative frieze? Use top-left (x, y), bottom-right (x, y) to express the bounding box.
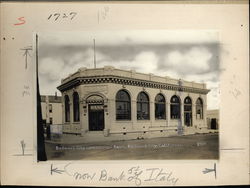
top-left (57, 75), bottom-right (210, 95)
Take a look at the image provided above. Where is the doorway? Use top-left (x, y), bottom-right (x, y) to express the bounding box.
top-left (88, 104), bottom-right (104, 131)
top-left (211, 118), bottom-right (217, 129)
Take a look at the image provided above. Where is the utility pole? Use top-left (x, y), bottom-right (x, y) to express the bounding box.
top-left (36, 34), bottom-right (47, 161)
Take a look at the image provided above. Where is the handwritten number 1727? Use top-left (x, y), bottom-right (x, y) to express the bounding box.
top-left (48, 12), bottom-right (77, 21)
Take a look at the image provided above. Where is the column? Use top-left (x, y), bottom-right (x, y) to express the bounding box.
top-left (131, 99), bottom-right (137, 129)
top-left (166, 101), bottom-right (170, 127)
top-left (181, 101), bottom-right (184, 126)
top-left (79, 98), bottom-right (85, 136)
top-left (192, 102), bottom-right (196, 128)
top-left (103, 98), bottom-right (110, 136)
top-left (69, 93), bottom-right (73, 133)
top-left (150, 101), bottom-right (155, 127)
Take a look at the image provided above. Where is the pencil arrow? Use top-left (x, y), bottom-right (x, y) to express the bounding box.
top-left (202, 168), bottom-right (214, 174)
top-left (20, 46), bottom-right (32, 69)
top-left (50, 164), bottom-right (65, 175)
top-left (202, 163), bottom-right (217, 179)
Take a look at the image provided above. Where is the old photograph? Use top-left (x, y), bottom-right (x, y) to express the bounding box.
top-left (37, 30), bottom-right (220, 160)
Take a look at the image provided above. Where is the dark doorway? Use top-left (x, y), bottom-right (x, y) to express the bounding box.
top-left (211, 118), bottom-right (217, 129)
top-left (184, 112), bottom-right (192, 127)
top-left (88, 104), bottom-right (104, 131)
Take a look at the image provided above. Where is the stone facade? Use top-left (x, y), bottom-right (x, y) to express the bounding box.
top-left (57, 66), bottom-right (210, 142)
top-left (41, 94), bottom-right (62, 125)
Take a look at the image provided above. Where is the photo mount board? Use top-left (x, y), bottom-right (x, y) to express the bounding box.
top-left (0, 1), bottom-right (249, 186)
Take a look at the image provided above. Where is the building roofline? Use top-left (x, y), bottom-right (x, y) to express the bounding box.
top-left (57, 73), bottom-right (210, 95)
top-left (41, 95), bottom-right (62, 103)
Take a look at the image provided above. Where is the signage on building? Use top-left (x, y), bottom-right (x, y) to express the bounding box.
top-left (90, 105), bottom-right (104, 111)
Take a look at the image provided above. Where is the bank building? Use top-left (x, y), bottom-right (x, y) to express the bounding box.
top-left (57, 66), bottom-right (210, 142)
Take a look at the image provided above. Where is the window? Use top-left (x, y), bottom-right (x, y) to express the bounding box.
top-left (184, 96), bottom-right (192, 126)
top-left (184, 97), bottom-right (192, 111)
top-left (155, 94), bottom-right (166, 119)
top-left (49, 104), bottom-right (52, 113)
top-left (170, 95), bottom-right (180, 119)
top-left (73, 92), bottom-right (80, 122)
top-left (64, 95), bottom-right (70, 122)
top-left (49, 117), bottom-right (53, 125)
top-left (116, 90), bottom-right (131, 120)
top-left (137, 92), bottom-right (150, 120)
top-left (196, 98), bottom-right (203, 119)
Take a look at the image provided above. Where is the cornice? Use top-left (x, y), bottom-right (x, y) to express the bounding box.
top-left (57, 75), bottom-right (210, 95)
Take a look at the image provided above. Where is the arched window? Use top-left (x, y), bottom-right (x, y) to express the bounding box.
top-left (184, 97), bottom-right (192, 111)
top-left (170, 95), bottom-right (180, 119)
top-left (73, 92), bottom-right (80, 122)
top-left (116, 90), bottom-right (131, 120)
top-left (137, 92), bottom-right (150, 120)
top-left (184, 96), bottom-right (192, 126)
top-left (196, 98), bottom-right (203, 119)
top-left (64, 95), bottom-right (70, 122)
top-left (155, 94), bottom-right (166, 119)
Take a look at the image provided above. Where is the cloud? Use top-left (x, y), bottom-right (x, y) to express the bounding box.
top-left (164, 46), bottom-right (212, 75)
top-left (39, 57), bottom-right (64, 81)
top-left (97, 51), bottom-right (158, 74)
top-left (39, 30), bottom-right (219, 46)
top-left (131, 51), bottom-right (158, 73)
top-left (206, 81), bottom-right (220, 110)
top-left (184, 72), bottom-right (218, 83)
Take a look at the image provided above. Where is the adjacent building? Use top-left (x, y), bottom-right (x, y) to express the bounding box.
top-left (41, 94), bottom-right (62, 126)
top-left (207, 109), bottom-right (219, 130)
top-left (57, 66), bottom-right (210, 142)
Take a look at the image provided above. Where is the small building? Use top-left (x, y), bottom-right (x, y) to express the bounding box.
top-left (41, 94), bottom-right (62, 126)
top-left (57, 66), bottom-right (210, 142)
top-left (207, 109), bottom-right (219, 130)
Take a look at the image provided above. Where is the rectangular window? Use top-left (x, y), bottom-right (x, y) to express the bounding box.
top-left (49, 117), bottom-right (53, 124)
top-left (184, 105), bottom-right (192, 111)
top-left (49, 104), bottom-right (52, 113)
top-left (116, 102), bottom-right (131, 120)
top-left (155, 104), bottom-right (166, 119)
top-left (171, 104), bottom-right (180, 119)
top-left (137, 102), bottom-right (149, 120)
top-left (196, 108), bottom-right (203, 119)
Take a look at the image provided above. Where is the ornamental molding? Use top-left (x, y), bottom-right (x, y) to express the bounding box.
top-left (57, 75), bottom-right (210, 95)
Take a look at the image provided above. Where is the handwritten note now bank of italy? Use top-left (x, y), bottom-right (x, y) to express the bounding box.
top-left (51, 163), bottom-right (179, 186)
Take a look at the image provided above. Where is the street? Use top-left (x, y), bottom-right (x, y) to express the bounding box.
top-left (45, 133), bottom-right (218, 160)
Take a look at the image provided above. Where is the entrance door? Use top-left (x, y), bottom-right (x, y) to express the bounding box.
top-left (88, 104), bottom-right (104, 131)
top-left (184, 112), bottom-right (192, 127)
top-left (211, 118), bottom-right (217, 129)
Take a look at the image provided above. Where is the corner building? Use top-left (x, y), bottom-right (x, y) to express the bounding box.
top-left (57, 66), bottom-right (210, 142)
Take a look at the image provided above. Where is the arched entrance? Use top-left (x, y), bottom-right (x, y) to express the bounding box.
top-left (86, 95), bottom-right (105, 131)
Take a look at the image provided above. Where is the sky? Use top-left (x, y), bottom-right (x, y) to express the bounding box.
top-left (38, 30), bottom-right (220, 110)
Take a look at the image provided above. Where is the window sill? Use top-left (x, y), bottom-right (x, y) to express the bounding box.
top-left (115, 120), bottom-right (132, 123)
top-left (116, 119), bottom-right (132, 121)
